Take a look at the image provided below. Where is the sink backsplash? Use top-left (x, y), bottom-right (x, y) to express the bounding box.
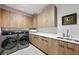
top-left (37, 27), bottom-right (57, 34)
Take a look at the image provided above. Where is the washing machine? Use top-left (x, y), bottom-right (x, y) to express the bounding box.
top-left (16, 31), bottom-right (29, 50)
top-left (0, 31), bottom-right (18, 55)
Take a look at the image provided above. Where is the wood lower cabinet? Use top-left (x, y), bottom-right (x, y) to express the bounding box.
top-left (49, 39), bottom-right (58, 55)
top-left (57, 41), bottom-right (66, 55)
top-left (29, 34), bottom-right (34, 44)
top-left (29, 34), bottom-right (40, 47)
top-left (74, 44), bottom-right (79, 55)
top-left (66, 42), bottom-right (74, 55)
top-left (58, 41), bottom-right (75, 55)
top-left (29, 34), bottom-right (49, 54)
top-left (39, 36), bottom-right (49, 54)
top-left (29, 34), bottom-right (79, 55)
top-left (29, 34), bottom-right (37, 45)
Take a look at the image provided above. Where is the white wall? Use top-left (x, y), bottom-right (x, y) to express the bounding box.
top-left (56, 4), bottom-right (79, 38)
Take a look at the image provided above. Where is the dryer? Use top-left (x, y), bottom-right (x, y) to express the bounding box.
top-left (0, 31), bottom-right (18, 55)
top-left (16, 31), bottom-right (29, 50)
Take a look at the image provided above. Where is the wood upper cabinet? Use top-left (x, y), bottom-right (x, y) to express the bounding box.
top-left (0, 8), bottom-right (2, 27)
top-left (14, 13), bottom-right (23, 28)
top-left (37, 5), bottom-right (57, 28)
top-left (2, 9), bottom-right (10, 27)
top-left (32, 15), bottom-right (37, 28)
top-left (9, 12), bottom-right (17, 27)
top-left (1, 8), bottom-right (33, 28)
top-left (11, 13), bottom-right (33, 28)
top-left (25, 16), bottom-right (33, 28)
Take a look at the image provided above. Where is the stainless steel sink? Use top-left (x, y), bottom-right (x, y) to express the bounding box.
top-left (57, 37), bottom-right (64, 39)
top-left (57, 37), bottom-right (79, 42)
top-left (73, 40), bottom-right (79, 42)
top-left (57, 37), bottom-right (72, 40)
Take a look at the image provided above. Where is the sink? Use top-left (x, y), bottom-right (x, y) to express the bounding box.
top-left (57, 37), bottom-right (64, 39)
top-left (57, 37), bottom-right (79, 42)
top-left (57, 37), bottom-right (72, 40)
top-left (73, 40), bottom-right (79, 42)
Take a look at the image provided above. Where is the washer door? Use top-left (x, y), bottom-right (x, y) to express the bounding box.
top-left (19, 36), bottom-right (28, 45)
top-left (1, 37), bottom-right (17, 50)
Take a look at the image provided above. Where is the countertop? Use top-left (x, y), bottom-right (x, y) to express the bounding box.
top-left (30, 32), bottom-right (79, 45)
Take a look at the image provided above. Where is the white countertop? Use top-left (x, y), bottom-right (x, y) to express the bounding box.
top-left (30, 32), bottom-right (79, 45)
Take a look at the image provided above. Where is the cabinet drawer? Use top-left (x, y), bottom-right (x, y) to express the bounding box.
top-left (67, 42), bottom-right (74, 50)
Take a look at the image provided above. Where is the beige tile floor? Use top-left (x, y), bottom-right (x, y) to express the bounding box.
top-left (10, 44), bottom-right (45, 55)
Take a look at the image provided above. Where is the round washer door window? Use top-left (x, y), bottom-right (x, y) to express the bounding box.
top-left (1, 37), bottom-right (17, 50)
top-left (19, 36), bottom-right (28, 45)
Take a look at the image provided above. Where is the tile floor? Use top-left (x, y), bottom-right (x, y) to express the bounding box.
top-left (10, 44), bottom-right (45, 55)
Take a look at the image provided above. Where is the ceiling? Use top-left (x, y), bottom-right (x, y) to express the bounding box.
top-left (4, 4), bottom-right (49, 15)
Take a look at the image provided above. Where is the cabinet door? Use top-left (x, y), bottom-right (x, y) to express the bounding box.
top-left (9, 12), bottom-right (17, 27)
top-left (57, 41), bottom-right (66, 55)
top-left (0, 8), bottom-right (2, 27)
top-left (66, 42), bottom-right (74, 55)
top-left (2, 9), bottom-right (10, 27)
top-left (43, 37), bottom-right (49, 54)
top-left (33, 35), bottom-right (39, 47)
top-left (38, 36), bottom-right (44, 50)
top-left (37, 13), bottom-right (44, 28)
top-left (24, 16), bottom-right (33, 28)
top-left (33, 15), bottom-right (37, 28)
top-left (30, 34), bottom-right (39, 47)
top-left (37, 36), bottom-right (43, 49)
top-left (37, 5), bottom-right (57, 28)
top-left (29, 34), bottom-right (33, 43)
top-left (49, 39), bottom-right (58, 55)
top-left (74, 44), bottom-right (79, 55)
top-left (29, 34), bottom-right (35, 44)
top-left (40, 36), bottom-right (49, 54)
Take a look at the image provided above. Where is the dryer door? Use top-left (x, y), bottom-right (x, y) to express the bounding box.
top-left (19, 36), bottom-right (29, 45)
top-left (1, 37), bottom-right (17, 50)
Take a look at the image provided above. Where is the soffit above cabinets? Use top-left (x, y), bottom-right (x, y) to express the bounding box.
top-left (2, 4), bottom-right (49, 15)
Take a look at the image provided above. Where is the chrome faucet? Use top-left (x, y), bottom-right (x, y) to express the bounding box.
top-left (62, 29), bottom-right (73, 38)
top-left (66, 29), bottom-right (70, 37)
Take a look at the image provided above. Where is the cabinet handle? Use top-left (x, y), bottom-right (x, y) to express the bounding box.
top-left (44, 40), bottom-right (48, 42)
top-left (34, 37), bottom-right (37, 39)
top-left (41, 39), bottom-right (44, 41)
top-left (58, 44), bottom-right (64, 48)
top-left (67, 47), bottom-right (74, 51)
top-left (41, 39), bottom-right (48, 42)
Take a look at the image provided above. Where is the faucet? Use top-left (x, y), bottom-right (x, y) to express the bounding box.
top-left (62, 29), bottom-right (73, 38)
top-left (66, 29), bottom-right (70, 37)
top-left (66, 29), bottom-right (73, 38)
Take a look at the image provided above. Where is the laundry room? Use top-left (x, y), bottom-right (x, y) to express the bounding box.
top-left (0, 2), bottom-right (79, 56)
